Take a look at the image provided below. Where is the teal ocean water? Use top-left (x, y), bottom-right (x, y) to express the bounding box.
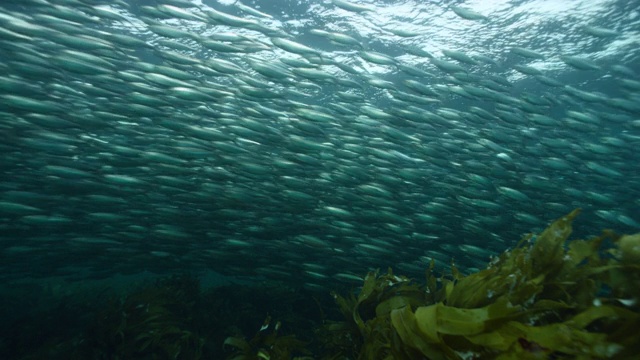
top-left (0, 0), bottom-right (638, 358)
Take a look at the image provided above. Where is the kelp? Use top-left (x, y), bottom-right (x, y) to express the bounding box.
top-left (82, 278), bottom-right (315, 360)
top-left (326, 209), bottom-right (640, 359)
top-left (223, 315), bottom-right (311, 360)
top-left (5, 277), bottom-right (322, 360)
top-left (328, 268), bottom-right (429, 359)
top-left (4, 210), bottom-right (640, 359)
top-left (83, 275), bottom-right (205, 360)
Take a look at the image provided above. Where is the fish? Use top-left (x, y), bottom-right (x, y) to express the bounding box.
top-left (442, 50), bottom-right (478, 65)
top-left (583, 25), bottom-right (619, 37)
top-left (451, 6), bottom-right (489, 21)
top-left (332, 0), bottom-right (374, 13)
top-left (0, 0), bottom-right (637, 295)
top-left (561, 55), bottom-right (601, 70)
top-left (511, 47), bottom-right (545, 59)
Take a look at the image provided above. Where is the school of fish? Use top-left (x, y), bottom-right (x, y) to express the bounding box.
top-left (0, 0), bottom-right (639, 290)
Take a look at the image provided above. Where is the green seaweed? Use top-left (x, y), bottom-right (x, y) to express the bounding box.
top-left (223, 315), bottom-right (311, 360)
top-left (84, 275), bottom-right (205, 360)
top-left (324, 209), bottom-right (640, 359)
top-left (4, 210), bottom-right (640, 359)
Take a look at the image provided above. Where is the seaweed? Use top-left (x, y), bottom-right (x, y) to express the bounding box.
top-left (78, 278), bottom-right (316, 360)
top-left (223, 315), bottom-right (311, 360)
top-left (323, 209), bottom-right (640, 359)
top-left (3, 210), bottom-right (639, 359)
top-left (82, 275), bottom-right (205, 359)
top-left (325, 268), bottom-right (429, 359)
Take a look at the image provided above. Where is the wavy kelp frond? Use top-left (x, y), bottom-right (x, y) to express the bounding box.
top-left (391, 301), bottom-right (634, 359)
top-left (326, 209), bottom-right (640, 359)
top-left (530, 208), bottom-right (582, 276)
top-left (331, 269), bottom-right (426, 335)
top-left (327, 269), bottom-right (429, 358)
